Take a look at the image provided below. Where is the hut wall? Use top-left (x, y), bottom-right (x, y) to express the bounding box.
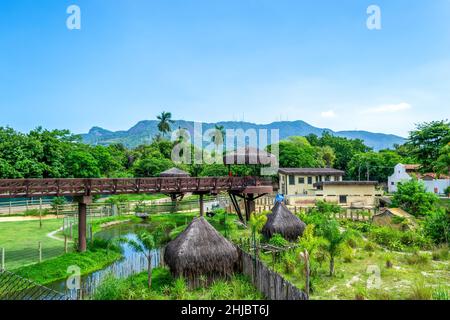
top-left (237, 247), bottom-right (308, 300)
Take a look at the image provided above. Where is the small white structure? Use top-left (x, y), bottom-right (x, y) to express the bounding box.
top-left (388, 163), bottom-right (450, 195)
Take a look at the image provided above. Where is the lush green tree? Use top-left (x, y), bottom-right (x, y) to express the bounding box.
top-left (306, 132), bottom-right (371, 173)
top-left (433, 143), bottom-right (450, 176)
top-left (423, 208), bottom-right (449, 244)
top-left (64, 149), bottom-right (101, 178)
top-left (391, 179), bottom-right (439, 217)
top-left (407, 120), bottom-right (450, 172)
top-left (316, 145), bottom-right (336, 168)
top-left (133, 157), bottom-right (173, 177)
top-left (269, 136), bottom-right (322, 168)
top-left (156, 111), bottom-right (175, 138)
top-left (347, 150), bottom-right (403, 182)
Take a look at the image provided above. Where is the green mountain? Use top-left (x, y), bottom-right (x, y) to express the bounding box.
top-left (81, 120), bottom-right (405, 150)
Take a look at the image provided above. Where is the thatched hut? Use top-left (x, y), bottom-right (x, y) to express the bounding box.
top-left (159, 167), bottom-right (190, 177)
top-left (262, 202), bottom-right (306, 241)
top-left (164, 217), bottom-right (239, 288)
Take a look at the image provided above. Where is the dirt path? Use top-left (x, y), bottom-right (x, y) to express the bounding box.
top-left (0, 215), bottom-right (61, 223)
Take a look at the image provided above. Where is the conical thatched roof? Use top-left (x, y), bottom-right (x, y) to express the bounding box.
top-left (262, 202), bottom-right (306, 241)
top-left (159, 167), bottom-right (190, 177)
top-left (164, 217), bottom-right (238, 286)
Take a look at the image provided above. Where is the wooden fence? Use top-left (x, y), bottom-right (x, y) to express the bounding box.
top-left (237, 247), bottom-right (308, 300)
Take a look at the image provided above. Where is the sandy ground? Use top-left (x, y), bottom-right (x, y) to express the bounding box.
top-left (0, 215), bottom-right (61, 222)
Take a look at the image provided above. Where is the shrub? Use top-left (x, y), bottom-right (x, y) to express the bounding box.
top-left (364, 241), bottom-right (376, 252)
top-left (268, 234), bottom-right (289, 247)
top-left (403, 252), bottom-right (430, 266)
top-left (23, 208), bottom-right (51, 216)
top-left (383, 253), bottom-right (394, 268)
top-left (423, 208), bottom-right (450, 244)
top-left (342, 245), bottom-right (354, 263)
top-left (391, 179), bottom-right (439, 217)
top-left (369, 226), bottom-right (431, 250)
top-left (282, 253), bottom-right (297, 274)
top-left (409, 280), bottom-right (433, 300)
top-left (432, 287), bottom-right (449, 300)
top-left (432, 244), bottom-right (449, 261)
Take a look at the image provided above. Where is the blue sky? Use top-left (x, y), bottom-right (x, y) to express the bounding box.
top-left (0, 0), bottom-right (449, 137)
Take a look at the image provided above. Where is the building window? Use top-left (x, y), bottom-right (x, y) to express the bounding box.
top-left (289, 175), bottom-right (295, 185)
top-left (299, 177), bottom-right (305, 184)
top-left (325, 176), bottom-right (330, 182)
top-left (391, 182), bottom-right (394, 185)
top-left (339, 195), bottom-right (347, 204)
top-left (307, 177), bottom-right (313, 184)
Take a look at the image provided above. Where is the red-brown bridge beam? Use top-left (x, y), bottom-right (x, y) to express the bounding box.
top-left (74, 196), bottom-right (92, 252)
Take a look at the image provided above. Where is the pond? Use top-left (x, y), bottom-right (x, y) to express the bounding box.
top-left (47, 221), bottom-right (164, 300)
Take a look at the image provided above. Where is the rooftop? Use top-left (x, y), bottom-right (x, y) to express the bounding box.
top-left (314, 181), bottom-right (378, 187)
top-left (278, 168), bottom-right (345, 175)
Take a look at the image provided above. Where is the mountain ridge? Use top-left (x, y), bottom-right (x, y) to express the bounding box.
top-left (82, 120), bottom-right (406, 150)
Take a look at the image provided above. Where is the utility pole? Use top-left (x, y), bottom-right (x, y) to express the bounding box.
top-left (358, 165), bottom-right (361, 181)
top-left (366, 164), bottom-right (370, 181)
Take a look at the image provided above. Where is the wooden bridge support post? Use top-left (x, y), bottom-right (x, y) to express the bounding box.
top-left (75, 196), bottom-right (92, 253)
top-left (199, 193), bottom-right (204, 217)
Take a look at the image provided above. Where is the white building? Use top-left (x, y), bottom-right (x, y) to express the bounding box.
top-left (388, 163), bottom-right (450, 195)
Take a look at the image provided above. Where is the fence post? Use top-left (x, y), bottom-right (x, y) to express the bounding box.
top-left (64, 236), bottom-right (68, 254)
top-left (1, 248), bottom-right (5, 271)
top-left (38, 241), bottom-right (42, 263)
top-left (39, 198), bottom-right (43, 228)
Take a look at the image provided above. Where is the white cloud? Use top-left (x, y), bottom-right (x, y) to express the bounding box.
top-left (321, 110), bottom-right (336, 118)
top-left (361, 102), bottom-right (412, 114)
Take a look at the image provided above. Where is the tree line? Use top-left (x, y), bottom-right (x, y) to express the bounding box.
top-left (0, 113), bottom-right (449, 182)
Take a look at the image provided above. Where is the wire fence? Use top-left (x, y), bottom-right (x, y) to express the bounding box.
top-left (0, 270), bottom-right (70, 300)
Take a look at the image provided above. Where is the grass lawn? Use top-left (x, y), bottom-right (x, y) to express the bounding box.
top-left (93, 267), bottom-right (264, 300)
top-left (14, 248), bottom-right (122, 285)
top-left (0, 218), bottom-right (69, 270)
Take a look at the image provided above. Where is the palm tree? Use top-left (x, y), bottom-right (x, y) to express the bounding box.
top-left (128, 231), bottom-right (156, 288)
top-left (156, 112), bottom-right (175, 138)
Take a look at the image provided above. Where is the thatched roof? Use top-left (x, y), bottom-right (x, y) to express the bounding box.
top-left (164, 217), bottom-right (238, 283)
top-left (159, 167), bottom-right (190, 177)
top-left (223, 146), bottom-right (276, 165)
top-left (262, 202), bottom-right (306, 241)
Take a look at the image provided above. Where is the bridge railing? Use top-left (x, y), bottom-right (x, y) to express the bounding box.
top-left (0, 176), bottom-right (274, 199)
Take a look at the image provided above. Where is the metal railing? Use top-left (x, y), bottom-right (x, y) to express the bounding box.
top-left (0, 270), bottom-right (70, 300)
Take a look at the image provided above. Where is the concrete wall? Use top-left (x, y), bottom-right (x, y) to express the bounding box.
top-left (388, 164), bottom-right (412, 193)
top-left (422, 179), bottom-right (450, 195)
top-left (279, 173), bottom-right (342, 196)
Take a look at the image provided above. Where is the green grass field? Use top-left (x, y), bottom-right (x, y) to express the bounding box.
top-left (0, 218), bottom-right (68, 270)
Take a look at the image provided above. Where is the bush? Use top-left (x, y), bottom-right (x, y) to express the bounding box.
top-left (403, 252), bottom-right (430, 266)
top-left (282, 253), bottom-right (296, 274)
top-left (369, 226), bottom-right (431, 250)
top-left (342, 245), bottom-right (354, 263)
top-left (364, 241), bottom-right (376, 252)
top-left (383, 253), bottom-right (394, 268)
top-left (409, 280), bottom-right (433, 300)
top-left (432, 244), bottom-right (449, 261)
top-left (391, 179), bottom-right (439, 217)
top-left (432, 287), bottom-right (449, 300)
top-left (423, 208), bottom-right (450, 244)
top-left (268, 234), bottom-right (289, 247)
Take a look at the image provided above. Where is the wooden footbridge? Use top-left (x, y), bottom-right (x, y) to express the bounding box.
top-left (0, 177), bottom-right (274, 251)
